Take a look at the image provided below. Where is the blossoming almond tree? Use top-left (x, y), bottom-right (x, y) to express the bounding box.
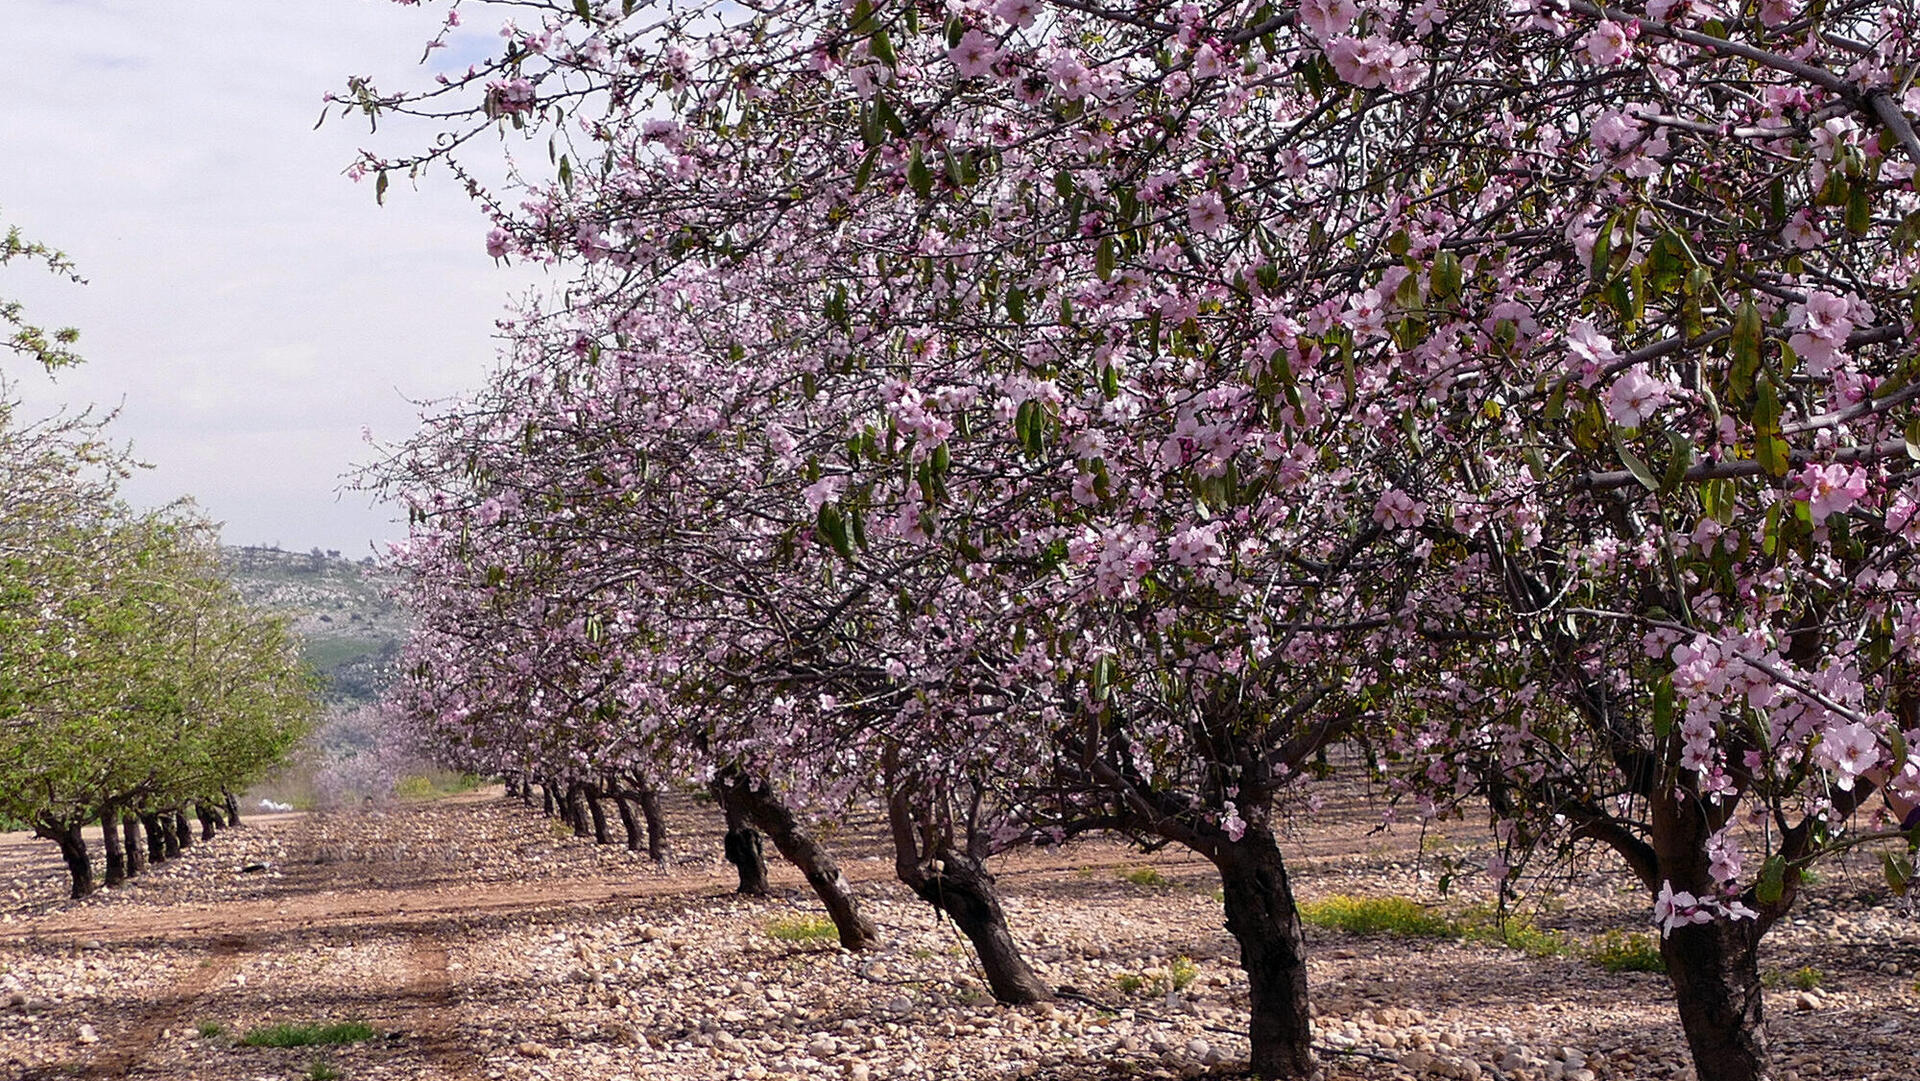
top-left (344, 0), bottom-right (1920, 1078)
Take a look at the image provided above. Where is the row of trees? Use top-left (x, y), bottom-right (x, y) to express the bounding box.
top-left (352, 2), bottom-right (1920, 1079)
top-left (2, 216), bottom-right (317, 898)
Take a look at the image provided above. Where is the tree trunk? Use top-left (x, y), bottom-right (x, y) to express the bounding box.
top-left (886, 788), bottom-right (1047, 1002)
top-left (172, 808), bottom-right (193, 849)
top-left (583, 783), bottom-right (613, 844)
top-left (566, 783), bottom-right (593, 838)
top-left (634, 773), bottom-right (671, 862)
top-left (1212, 827), bottom-right (1315, 1079)
top-left (541, 781), bottom-right (556, 817)
top-left (612, 793), bottom-right (644, 852)
top-left (196, 803), bottom-right (220, 841)
top-left (99, 806), bottom-right (126, 887)
top-left (140, 812), bottom-right (167, 863)
top-left (122, 814), bottom-right (146, 877)
top-left (715, 769), bottom-right (878, 950)
top-left (37, 821), bottom-right (94, 898)
top-left (1661, 910), bottom-right (1770, 1081)
top-left (711, 781), bottom-right (771, 895)
top-left (223, 789), bottom-right (242, 827)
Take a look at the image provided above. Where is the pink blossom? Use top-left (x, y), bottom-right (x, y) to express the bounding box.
top-left (1296, 0), bottom-right (1357, 41)
top-left (1582, 21), bottom-right (1632, 66)
top-left (1815, 720), bottom-right (1880, 788)
top-left (1792, 463), bottom-right (1867, 525)
top-left (1372, 489), bottom-right (1427, 530)
top-left (948, 29), bottom-right (1002, 79)
top-left (486, 228), bottom-right (513, 259)
top-left (992, 0), bottom-right (1040, 29)
top-left (1186, 190), bottom-right (1228, 235)
top-left (1603, 364), bottom-right (1673, 428)
top-left (1786, 289), bottom-right (1858, 376)
top-left (1324, 34), bottom-right (1412, 90)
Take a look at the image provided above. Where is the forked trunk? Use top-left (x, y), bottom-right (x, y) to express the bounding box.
top-left (223, 789), bottom-right (242, 827)
top-left (121, 814), bottom-right (145, 877)
top-left (886, 787), bottom-right (1047, 1003)
top-left (172, 808), bottom-right (193, 849)
top-left (1661, 915), bottom-right (1770, 1081)
top-left (196, 803), bottom-right (220, 841)
top-left (1212, 827), bottom-right (1315, 1079)
top-left (99, 806), bottom-right (126, 887)
top-left (634, 773), bottom-right (671, 862)
top-left (711, 780), bottom-right (771, 895)
top-left (715, 769), bottom-right (877, 949)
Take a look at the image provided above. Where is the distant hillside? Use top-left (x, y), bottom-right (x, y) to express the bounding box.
top-left (222, 545), bottom-right (407, 707)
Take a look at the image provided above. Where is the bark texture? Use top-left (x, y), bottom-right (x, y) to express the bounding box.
top-left (1213, 828), bottom-right (1315, 1079)
top-left (715, 769), bottom-right (878, 950)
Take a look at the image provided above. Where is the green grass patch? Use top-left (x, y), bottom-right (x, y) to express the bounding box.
top-left (764, 915), bottom-right (838, 943)
top-left (1586, 930), bottom-right (1666, 973)
top-left (1303, 894), bottom-right (1667, 975)
top-left (1301, 895), bottom-right (1456, 937)
top-left (196, 1021), bottom-right (227, 1040)
top-left (1120, 866), bottom-right (1172, 887)
top-left (393, 770), bottom-right (482, 802)
top-left (238, 1021), bottom-right (377, 1048)
top-left (306, 1059), bottom-right (343, 1081)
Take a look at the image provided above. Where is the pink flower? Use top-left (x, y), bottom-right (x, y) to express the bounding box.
top-left (1786, 289), bottom-right (1859, 376)
top-left (1186, 190), bottom-right (1228, 235)
top-left (993, 0), bottom-right (1040, 29)
top-left (1603, 364), bottom-right (1673, 428)
top-left (1296, 0), bottom-right (1358, 41)
top-left (1371, 489), bottom-right (1427, 530)
top-left (1815, 720), bottom-right (1880, 789)
top-left (1049, 53), bottom-right (1095, 99)
top-left (1325, 34), bottom-right (1413, 90)
top-left (1582, 20), bottom-right (1632, 66)
top-left (1566, 318), bottom-right (1618, 369)
top-left (1792, 462), bottom-right (1867, 525)
top-left (1167, 522), bottom-right (1225, 567)
top-left (486, 228), bottom-right (512, 259)
top-left (948, 29), bottom-right (1002, 79)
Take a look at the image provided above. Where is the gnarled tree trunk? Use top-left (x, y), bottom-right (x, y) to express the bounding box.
top-left (1212, 827), bottom-right (1315, 1079)
top-left (37, 821), bottom-right (94, 898)
top-left (582, 783), bottom-right (613, 844)
top-left (172, 808), bottom-right (193, 849)
top-left (711, 780), bottom-right (770, 895)
top-left (612, 792), bottom-right (644, 852)
top-left (566, 783), bottom-right (593, 838)
top-left (634, 772), bottom-right (671, 862)
top-left (887, 786), bottom-right (1047, 1003)
top-left (223, 789), bottom-right (242, 827)
top-left (121, 814), bottom-right (145, 877)
top-left (196, 803), bottom-right (220, 841)
top-left (1661, 916), bottom-right (1769, 1081)
top-left (99, 806), bottom-right (126, 887)
top-left (714, 768), bottom-right (877, 950)
top-left (140, 812), bottom-right (167, 863)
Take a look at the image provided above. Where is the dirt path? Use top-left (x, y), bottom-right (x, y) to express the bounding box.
top-left (1, 789), bottom-right (1915, 1081)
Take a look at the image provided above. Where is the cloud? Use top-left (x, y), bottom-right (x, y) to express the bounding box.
top-left (3, 0), bottom-right (550, 553)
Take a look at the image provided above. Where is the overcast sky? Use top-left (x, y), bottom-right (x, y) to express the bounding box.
top-left (4, 0), bottom-right (546, 555)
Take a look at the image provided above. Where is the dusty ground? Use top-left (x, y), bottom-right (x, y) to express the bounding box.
top-left (0, 786), bottom-right (1915, 1081)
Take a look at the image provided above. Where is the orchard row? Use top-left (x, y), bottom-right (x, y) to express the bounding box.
top-left (0, 396), bottom-right (318, 898)
top-left (345, 3), bottom-right (1920, 1080)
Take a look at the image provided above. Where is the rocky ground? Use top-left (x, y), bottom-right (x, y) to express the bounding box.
top-left (1, 787), bottom-right (1915, 1081)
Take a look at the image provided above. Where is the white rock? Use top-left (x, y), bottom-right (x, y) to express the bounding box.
top-left (76, 1023), bottom-right (99, 1044)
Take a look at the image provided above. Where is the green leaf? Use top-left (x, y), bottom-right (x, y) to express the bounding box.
top-left (558, 154), bottom-right (573, 192)
top-left (375, 170), bottom-right (389, 205)
top-left (907, 146), bottom-right (932, 198)
top-left (1095, 236), bottom-right (1116, 281)
top-left (1756, 855), bottom-right (1786, 905)
top-left (817, 505), bottom-right (854, 562)
top-left (1651, 677), bottom-right (1675, 740)
top-left (1430, 250), bottom-right (1462, 300)
top-left (1662, 432), bottom-right (1693, 492)
top-left (574, 0), bottom-right (593, 20)
top-left (853, 147), bottom-right (880, 193)
top-left (1614, 434), bottom-right (1659, 491)
top-left (1847, 184), bottom-right (1872, 235)
top-left (1882, 852), bottom-right (1913, 896)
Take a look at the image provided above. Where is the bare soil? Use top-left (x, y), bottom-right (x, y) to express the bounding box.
top-left (0, 786), bottom-right (1914, 1081)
